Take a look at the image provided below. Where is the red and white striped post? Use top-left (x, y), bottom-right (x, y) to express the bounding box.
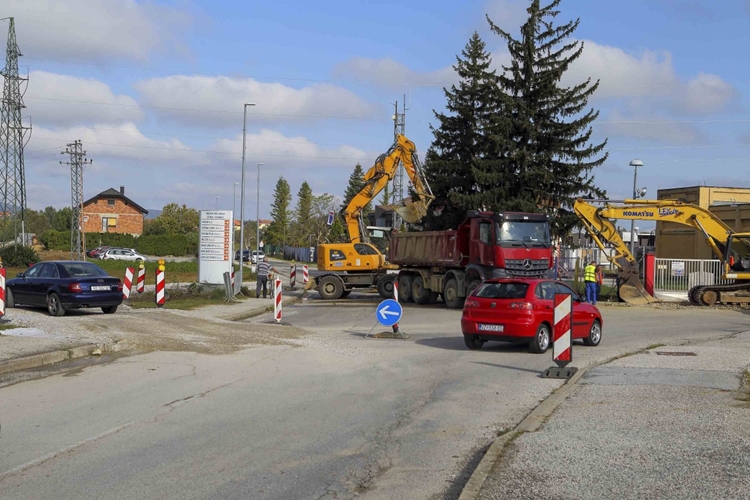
top-left (274, 277), bottom-right (282, 322)
top-left (123, 267), bottom-right (134, 300)
top-left (136, 263), bottom-right (145, 294)
top-left (391, 279), bottom-right (401, 334)
top-left (302, 265), bottom-right (309, 285)
top-left (0, 265), bottom-right (6, 318)
top-left (230, 266), bottom-right (236, 293)
top-left (553, 293), bottom-right (573, 366)
top-left (289, 264), bottom-right (296, 289)
top-left (155, 259), bottom-right (165, 308)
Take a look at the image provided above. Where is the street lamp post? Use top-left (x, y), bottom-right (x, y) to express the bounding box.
top-left (233, 181), bottom-right (239, 255)
top-left (629, 159), bottom-right (644, 257)
top-left (215, 195), bottom-right (220, 210)
top-left (238, 103), bottom-right (256, 292)
top-left (257, 162), bottom-right (265, 262)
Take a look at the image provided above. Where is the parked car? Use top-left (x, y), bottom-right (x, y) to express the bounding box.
top-left (5, 261), bottom-right (123, 316)
top-left (251, 250), bottom-right (265, 264)
top-left (235, 249), bottom-right (250, 262)
top-left (87, 246), bottom-right (109, 258)
top-left (100, 248), bottom-right (147, 261)
top-left (461, 278), bottom-right (603, 353)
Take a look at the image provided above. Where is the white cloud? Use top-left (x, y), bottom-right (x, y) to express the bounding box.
top-left (484, 0), bottom-right (528, 32)
top-left (332, 57), bottom-right (456, 88)
top-left (5, 0), bottom-right (193, 61)
top-left (18, 71), bottom-right (143, 126)
top-left (134, 75), bottom-right (377, 126)
top-left (562, 40), bottom-right (738, 115)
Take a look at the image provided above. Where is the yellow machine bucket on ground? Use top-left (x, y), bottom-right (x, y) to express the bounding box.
top-left (617, 265), bottom-right (658, 305)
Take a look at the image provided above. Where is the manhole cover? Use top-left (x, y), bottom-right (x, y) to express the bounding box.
top-left (656, 352), bottom-right (697, 356)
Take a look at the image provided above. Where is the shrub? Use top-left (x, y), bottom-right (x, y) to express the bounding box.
top-left (136, 234), bottom-right (189, 256)
top-left (0, 244), bottom-right (40, 267)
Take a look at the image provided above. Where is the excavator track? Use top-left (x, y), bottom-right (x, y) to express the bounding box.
top-left (687, 282), bottom-right (750, 306)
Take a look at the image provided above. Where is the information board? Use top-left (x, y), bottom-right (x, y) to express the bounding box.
top-left (198, 210), bottom-right (234, 284)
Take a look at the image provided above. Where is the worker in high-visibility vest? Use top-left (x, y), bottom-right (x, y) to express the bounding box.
top-left (584, 261), bottom-right (598, 304)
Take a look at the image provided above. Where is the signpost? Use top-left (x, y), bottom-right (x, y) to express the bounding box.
top-left (376, 299), bottom-right (402, 327)
top-left (327, 211), bottom-right (334, 225)
top-left (198, 210), bottom-right (234, 285)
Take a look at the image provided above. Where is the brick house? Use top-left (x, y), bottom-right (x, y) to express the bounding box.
top-left (82, 186), bottom-right (149, 235)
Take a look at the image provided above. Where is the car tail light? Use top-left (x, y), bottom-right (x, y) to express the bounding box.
top-left (464, 299), bottom-right (480, 308)
top-left (509, 302), bottom-right (533, 310)
top-left (117, 281), bottom-right (123, 292)
top-left (69, 283), bottom-right (82, 293)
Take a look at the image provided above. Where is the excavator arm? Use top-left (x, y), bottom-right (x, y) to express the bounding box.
top-left (343, 134), bottom-right (434, 244)
top-left (573, 198), bottom-right (735, 304)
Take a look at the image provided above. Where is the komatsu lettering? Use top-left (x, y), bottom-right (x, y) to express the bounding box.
top-left (622, 210), bottom-right (654, 217)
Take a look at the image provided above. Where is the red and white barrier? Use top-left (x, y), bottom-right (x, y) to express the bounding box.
top-left (302, 265), bottom-right (309, 284)
top-left (230, 266), bottom-right (235, 292)
top-left (553, 293), bottom-right (573, 365)
top-left (123, 267), bottom-right (134, 299)
top-left (274, 277), bottom-right (282, 322)
top-left (136, 265), bottom-right (145, 294)
top-left (0, 267), bottom-right (6, 317)
top-left (155, 266), bottom-right (165, 307)
top-left (393, 279), bottom-right (399, 302)
top-left (290, 265), bottom-right (296, 288)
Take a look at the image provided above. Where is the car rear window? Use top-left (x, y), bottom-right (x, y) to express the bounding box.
top-left (61, 263), bottom-right (109, 277)
top-left (474, 282), bottom-right (529, 299)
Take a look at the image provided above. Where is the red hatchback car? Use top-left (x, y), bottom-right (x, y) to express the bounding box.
top-left (461, 278), bottom-right (603, 353)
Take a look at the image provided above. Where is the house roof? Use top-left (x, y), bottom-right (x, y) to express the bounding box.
top-left (83, 187), bottom-right (149, 214)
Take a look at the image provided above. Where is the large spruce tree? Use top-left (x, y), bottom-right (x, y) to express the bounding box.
top-left (423, 32), bottom-right (509, 230)
top-left (290, 181), bottom-right (314, 246)
top-left (489, 0), bottom-right (607, 235)
top-left (341, 163), bottom-right (373, 216)
top-left (264, 177), bottom-right (292, 247)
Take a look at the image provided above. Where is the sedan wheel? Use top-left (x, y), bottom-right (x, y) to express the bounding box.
top-left (583, 320), bottom-right (602, 346)
top-left (47, 293), bottom-right (66, 317)
top-left (529, 323), bottom-right (550, 353)
top-left (6, 288), bottom-right (14, 308)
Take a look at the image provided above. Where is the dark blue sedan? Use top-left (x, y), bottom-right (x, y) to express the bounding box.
top-left (6, 261), bottom-right (123, 316)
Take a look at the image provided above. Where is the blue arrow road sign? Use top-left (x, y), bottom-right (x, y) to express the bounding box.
top-left (376, 299), bottom-right (402, 327)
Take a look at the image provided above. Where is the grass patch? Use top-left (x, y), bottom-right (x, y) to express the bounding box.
top-left (647, 343), bottom-right (666, 350)
top-left (0, 323), bottom-right (20, 331)
top-left (128, 283), bottom-right (248, 310)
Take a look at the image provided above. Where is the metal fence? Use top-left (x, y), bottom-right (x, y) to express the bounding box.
top-left (653, 258), bottom-right (732, 292)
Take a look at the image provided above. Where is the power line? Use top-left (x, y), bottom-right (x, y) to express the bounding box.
top-left (60, 140), bottom-right (91, 260)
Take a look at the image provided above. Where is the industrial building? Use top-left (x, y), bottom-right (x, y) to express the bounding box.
top-left (656, 186), bottom-right (750, 259)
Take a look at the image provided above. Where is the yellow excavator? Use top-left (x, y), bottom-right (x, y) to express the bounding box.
top-left (311, 134), bottom-right (435, 299)
top-left (574, 198), bottom-right (750, 306)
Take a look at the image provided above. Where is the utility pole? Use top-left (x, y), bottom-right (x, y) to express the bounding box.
top-left (60, 140), bottom-right (92, 260)
top-left (391, 95), bottom-right (407, 230)
top-left (1, 17), bottom-right (31, 245)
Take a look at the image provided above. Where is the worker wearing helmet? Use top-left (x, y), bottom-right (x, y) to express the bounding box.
top-left (584, 261), bottom-right (598, 304)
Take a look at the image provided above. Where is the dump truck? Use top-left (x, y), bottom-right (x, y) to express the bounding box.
top-left (385, 210), bottom-right (553, 308)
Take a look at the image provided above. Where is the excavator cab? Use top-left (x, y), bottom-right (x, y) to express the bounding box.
top-left (724, 234), bottom-right (750, 275)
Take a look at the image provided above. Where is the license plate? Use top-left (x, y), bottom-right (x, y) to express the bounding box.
top-left (91, 285), bottom-right (110, 291)
top-left (478, 324), bottom-right (504, 332)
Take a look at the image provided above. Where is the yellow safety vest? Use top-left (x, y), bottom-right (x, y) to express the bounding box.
top-left (584, 265), bottom-right (596, 282)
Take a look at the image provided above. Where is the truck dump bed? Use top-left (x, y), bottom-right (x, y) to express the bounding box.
top-left (388, 230), bottom-right (464, 268)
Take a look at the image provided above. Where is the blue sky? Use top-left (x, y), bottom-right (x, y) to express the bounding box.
top-left (4, 0), bottom-right (750, 227)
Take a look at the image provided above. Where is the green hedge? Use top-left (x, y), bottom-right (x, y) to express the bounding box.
top-left (38, 230), bottom-right (197, 257)
top-left (0, 244), bottom-right (40, 267)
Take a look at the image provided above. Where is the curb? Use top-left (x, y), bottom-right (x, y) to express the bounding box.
top-left (0, 342), bottom-right (114, 376)
top-left (223, 296), bottom-right (301, 322)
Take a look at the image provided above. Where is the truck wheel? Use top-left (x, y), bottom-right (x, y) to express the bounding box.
top-left (377, 275), bottom-right (395, 299)
top-left (467, 279), bottom-right (482, 297)
top-left (412, 276), bottom-right (431, 304)
top-left (318, 275), bottom-right (344, 300)
top-left (443, 279), bottom-right (463, 309)
top-left (398, 275), bottom-right (414, 303)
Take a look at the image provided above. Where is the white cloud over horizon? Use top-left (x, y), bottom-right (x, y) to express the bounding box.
top-left (134, 75), bottom-right (378, 127)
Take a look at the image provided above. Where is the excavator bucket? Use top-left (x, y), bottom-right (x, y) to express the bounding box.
top-left (389, 196), bottom-right (435, 224)
top-left (617, 266), bottom-right (658, 305)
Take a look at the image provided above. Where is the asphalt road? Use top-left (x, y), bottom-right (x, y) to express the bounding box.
top-left (1, 298), bottom-right (747, 499)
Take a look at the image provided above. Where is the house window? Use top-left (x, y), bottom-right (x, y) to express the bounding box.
top-left (102, 217), bottom-right (117, 232)
top-left (107, 199), bottom-right (115, 206)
